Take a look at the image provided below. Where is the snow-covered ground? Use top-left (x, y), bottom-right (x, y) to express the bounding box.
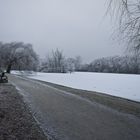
top-left (12, 71), bottom-right (140, 102)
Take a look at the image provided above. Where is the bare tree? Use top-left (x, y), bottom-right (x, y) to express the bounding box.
top-left (41, 49), bottom-right (67, 73)
top-left (108, 0), bottom-right (140, 51)
top-left (67, 58), bottom-right (75, 73)
top-left (74, 56), bottom-right (82, 71)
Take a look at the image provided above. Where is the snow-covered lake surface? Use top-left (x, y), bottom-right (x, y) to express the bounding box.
top-left (12, 71), bottom-right (140, 102)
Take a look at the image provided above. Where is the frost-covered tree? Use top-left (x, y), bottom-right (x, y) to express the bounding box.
top-left (88, 55), bottom-right (140, 74)
top-left (74, 56), bottom-right (82, 71)
top-left (66, 58), bottom-right (75, 73)
top-left (40, 50), bottom-right (83, 73)
top-left (41, 49), bottom-right (67, 73)
top-left (0, 42), bottom-right (38, 73)
top-left (108, 0), bottom-right (140, 51)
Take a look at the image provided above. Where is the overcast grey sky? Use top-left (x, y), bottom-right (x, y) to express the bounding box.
top-left (0, 0), bottom-right (124, 62)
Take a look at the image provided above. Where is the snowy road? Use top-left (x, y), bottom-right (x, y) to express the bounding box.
top-left (9, 74), bottom-right (140, 140)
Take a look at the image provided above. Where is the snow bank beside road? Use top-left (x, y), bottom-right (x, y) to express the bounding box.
top-left (12, 71), bottom-right (140, 102)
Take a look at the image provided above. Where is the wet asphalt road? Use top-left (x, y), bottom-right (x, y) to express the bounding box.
top-left (9, 74), bottom-right (140, 140)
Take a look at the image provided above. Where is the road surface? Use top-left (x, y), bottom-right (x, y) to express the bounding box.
top-left (9, 74), bottom-right (140, 140)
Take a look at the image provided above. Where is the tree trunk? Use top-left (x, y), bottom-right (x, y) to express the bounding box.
top-left (7, 64), bottom-right (12, 73)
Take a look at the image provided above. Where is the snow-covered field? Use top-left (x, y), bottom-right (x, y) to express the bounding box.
top-left (12, 71), bottom-right (140, 102)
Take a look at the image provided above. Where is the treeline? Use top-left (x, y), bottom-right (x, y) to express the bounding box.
top-left (40, 49), bottom-right (140, 74)
top-left (81, 55), bottom-right (140, 74)
top-left (0, 42), bottom-right (82, 73)
top-left (40, 49), bottom-right (82, 73)
top-left (0, 41), bottom-right (140, 74)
